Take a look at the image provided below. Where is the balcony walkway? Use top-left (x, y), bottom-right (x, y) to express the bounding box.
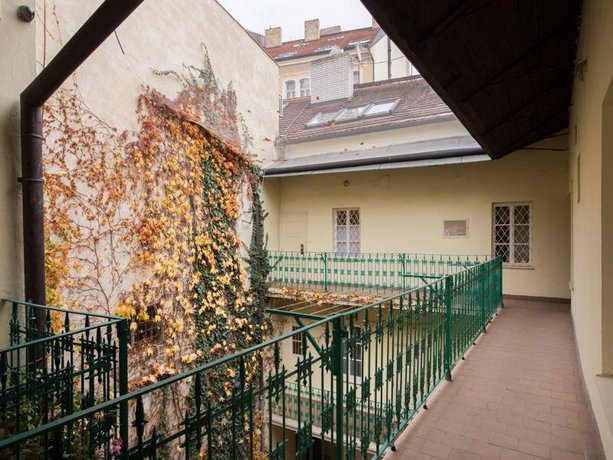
top-left (386, 299), bottom-right (605, 460)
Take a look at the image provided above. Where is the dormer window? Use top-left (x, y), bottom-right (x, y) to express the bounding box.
top-left (299, 78), bottom-right (310, 97)
top-left (285, 80), bottom-right (296, 99)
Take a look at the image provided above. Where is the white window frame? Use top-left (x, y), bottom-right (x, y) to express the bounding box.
top-left (492, 202), bottom-right (533, 267)
top-left (285, 80), bottom-right (296, 99)
top-left (342, 326), bottom-right (362, 379)
top-left (299, 78), bottom-right (310, 97)
top-left (292, 326), bottom-right (304, 355)
top-left (353, 70), bottom-right (360, 85)
top-left (333, 208), bottom-right (360, 255)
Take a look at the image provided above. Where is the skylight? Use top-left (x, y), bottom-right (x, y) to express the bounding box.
top-left (278, 52), bottom-right (297, 58)
top-left (306, 110), bottom-right (342, 127)
top-left (363, 100), bottom-right (399, 117)
top-left (348, 39), bottom-right (370, 47)
top-left (305, 99), bottom-right (400, 128)
top-left (335, 106), bottom-right (368, 122)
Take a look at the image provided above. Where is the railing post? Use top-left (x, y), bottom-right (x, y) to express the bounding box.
top-left (444, 276), bottom-right (453, 381)
top-left (117, 319), bottom-right (129, 458)
top-left (332, 317), bottom-right (346, 458)
top-left (480, 265), bottom-right (487, 333)
top-left (322, 253), bottom-right (329, 292)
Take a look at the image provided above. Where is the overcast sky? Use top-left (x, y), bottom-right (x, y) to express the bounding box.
top-left (217, 0), bottom-right (373, 41)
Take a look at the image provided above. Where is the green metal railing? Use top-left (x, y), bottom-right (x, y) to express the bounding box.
top-left (0, 300), bottom-right (129, 454)
top-left (0, 256), bottom-right (502, 459)
top-left (268, 251), bottom-right (490, 294)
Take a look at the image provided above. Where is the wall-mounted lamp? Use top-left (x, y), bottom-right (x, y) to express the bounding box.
top-left (17, 5), bottom-right (35, 22)
top-left (343, 180), bottom-right (350, 187)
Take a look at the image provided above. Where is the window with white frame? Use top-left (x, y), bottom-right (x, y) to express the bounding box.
top-left (342, 326), bottom-right (362, 378)
top-left (299, 78), bottom-right (310, 97)
top-left (492, 203), bottom-right (532, 265)
top-left (353, 70), bottom-right (360, 84)
top-left (285, 80), bottom-right (296, 99)
top-left (334, 209), bottom-right (360, 254)
top-left (292, 326), bottom-right (304, 355)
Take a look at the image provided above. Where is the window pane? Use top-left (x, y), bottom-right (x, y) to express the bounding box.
top-left (514, 244), bottom-right (530, 264)
top-left (336, 210), bottom-right (347, 226)
top-left (349, 209), bottom-right (360, 225)
top-left (494, 225), bottom-right (510, 244)
top-left (349, 242), bottom-right (360, 254)
top-left (336, 242), bottom-right (347, 254)
top-left (495, 244), bottom-right (510, 263)
top-left (514, 224), bottom-right (530, 244)
top-left (363, 100), bottom-right (398, 116)
top-left (495, 206), bottom-right (510, 225)
top-left (349, 226), bottom-right (360, 241)
top-left (514, 205), bottom-right (530, 224)
top-left (336, 226), bottom-right (347, 240)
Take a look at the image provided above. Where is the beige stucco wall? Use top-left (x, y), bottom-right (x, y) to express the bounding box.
top-left (271, 149), bottom-right (570, 299)
top-left (568, 0), bottom-right (613, 455)
top-left (283, 119), bottom-right (466, 159)
top-left (0, 1), bottom-right (37, 346)
top-left (37, 0), bottom-right (278, 163)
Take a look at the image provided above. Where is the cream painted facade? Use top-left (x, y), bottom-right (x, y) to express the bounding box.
top-left (279, 48), bottom-right (374, 99)
top-left (0, 1), bottom-right (37, 346)
top-left (269, 149), bottom-right (570, 300)
top-left (370, 34), bottom-right (418, 81)
top-left (567, 0), bottom-right (613, 454)
top-left (283, 119), bottom-right (464, 160)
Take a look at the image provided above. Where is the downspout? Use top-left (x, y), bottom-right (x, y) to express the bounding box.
top-left (20, 0), bottom-right (145, 335)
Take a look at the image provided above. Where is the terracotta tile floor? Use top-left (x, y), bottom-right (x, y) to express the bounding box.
top-left (385, 299), bottom-right (606, 460)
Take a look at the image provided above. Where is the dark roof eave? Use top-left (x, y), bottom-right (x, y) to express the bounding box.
top-left (263, 147), bottom-right (485, 176)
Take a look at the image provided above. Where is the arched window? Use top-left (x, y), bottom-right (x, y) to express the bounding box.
top-left (285, 80), bottom-right (296, 99)
top-left (299, 78), bottom-right (310, 97)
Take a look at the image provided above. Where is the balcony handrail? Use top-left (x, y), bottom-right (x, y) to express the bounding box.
top-left (0, 256), bottom-right (503, 459)
top-left (1, 298), bottom-right (123, 320)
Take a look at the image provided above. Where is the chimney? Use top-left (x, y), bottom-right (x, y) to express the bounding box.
top-left (264, 26), bottom-right (282, 48)
top-left (310, 49), bottom-right (354, 104)
top-left (304, 19), bottom-right (320, 42)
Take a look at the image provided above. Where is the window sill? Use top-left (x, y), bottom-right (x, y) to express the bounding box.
top-left (503, 264), bottom-right (535, 270)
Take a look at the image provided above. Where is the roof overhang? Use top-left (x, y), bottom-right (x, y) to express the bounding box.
top-left (359, 0), bottom-right (581, 159)
top-left (264, 135), bottom-right (488, 177)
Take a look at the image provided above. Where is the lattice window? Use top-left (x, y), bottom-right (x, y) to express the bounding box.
top-left (493, 203), bottom-right (532, 265)
top-left (292, 326), bottom-right (304, 355)
top-left (343, 326), bottom-right (362, 378)
top-left (334, 209), bottom-right (360, 255)
top-left (131, 305), bottom-right (161, 345)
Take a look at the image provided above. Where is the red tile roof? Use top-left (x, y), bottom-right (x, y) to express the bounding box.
top-left (279, 76), bottom-right (454, 144)
top-left (266, 27), bottom-right (380, 61)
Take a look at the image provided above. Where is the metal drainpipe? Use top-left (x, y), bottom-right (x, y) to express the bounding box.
top-left (19, 0), bottom-right (145, 337)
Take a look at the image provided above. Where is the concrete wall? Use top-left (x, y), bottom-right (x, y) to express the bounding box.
top-left (271, 149), bottom-right (570, 299)
top-left (0, 1), bottom-right (37, 346)
top-left (38, 0), bottom-right (279, 163)
top-left (568, 0), bottom-right (613, 454)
